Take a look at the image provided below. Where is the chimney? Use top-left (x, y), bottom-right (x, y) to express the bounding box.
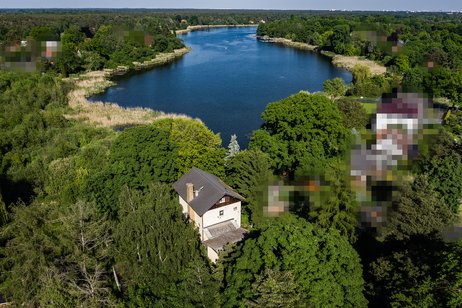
top-left (186, 183), bottom-right (194, 203)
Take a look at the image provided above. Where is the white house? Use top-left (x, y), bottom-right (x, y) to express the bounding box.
top-left (173, 167), bottom-right (247, 262)
top-left (350, 91), bottom-right (441, 228)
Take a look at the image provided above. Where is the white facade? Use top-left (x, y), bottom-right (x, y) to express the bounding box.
top-left (179, 196), bottom-right (242, 241)
top-left (202, 202), bottom-right (241, 232)
top-left (374, 113), bottom-right (419, 131)
top-left (174, 167), bottom-right (247, 263)
top-left (207, 246), bottom-right (219, 263)
top-left (179, 196), bottom-right (189, 216)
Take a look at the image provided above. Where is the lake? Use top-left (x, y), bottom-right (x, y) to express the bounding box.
top-left (90, 26), bottom-right (352, 147)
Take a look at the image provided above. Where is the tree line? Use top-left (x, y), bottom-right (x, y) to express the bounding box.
top-left (0, 12), bottom-right (184, 76)
top-left (258, 12), bottom-right (462, 103)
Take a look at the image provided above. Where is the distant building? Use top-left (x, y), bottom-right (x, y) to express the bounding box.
top-left (350, 91), bottom-right (440, 228)
top-left (173, 167), bottom-right (247, 262)
top-left (41, 41), bottom-right (61, 60)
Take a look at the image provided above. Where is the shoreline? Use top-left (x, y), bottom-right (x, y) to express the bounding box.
top-left (176, 24), bottom-right (256, 35)
top-left (65, 31), bottom-right (385, 129)
top-left (257, 36), bottom-right (318, 51)
top-left (257, 35), bottom-right (386, 75)
top-left (65, 47), bottom-right (193, 128)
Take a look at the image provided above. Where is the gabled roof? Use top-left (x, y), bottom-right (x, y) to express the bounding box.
top-left (376, 93), bottom-right (425, 118)
top-left (173, 167), bottom-right (244, 216)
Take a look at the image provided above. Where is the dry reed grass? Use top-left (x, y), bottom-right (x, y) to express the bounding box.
top-left (331, 55), bottom-right (387, 75)
top-left (65, 48), bottom-right (192, 128)
top-left (259, 37), bottom-right (317, 51)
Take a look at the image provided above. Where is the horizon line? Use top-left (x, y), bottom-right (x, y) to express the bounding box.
top-left (0, 8), bottom-right (461, 13)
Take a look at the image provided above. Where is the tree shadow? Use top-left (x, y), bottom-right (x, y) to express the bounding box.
top-left (0, 176), bottom-right (36, 207)
top-left (356, 232), bottom-right (451, 307)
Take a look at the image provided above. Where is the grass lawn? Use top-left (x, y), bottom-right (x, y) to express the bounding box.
top-left (360, 102), bottom-right (377, 115)
top-left (340, 96), bottom-right (378, 115)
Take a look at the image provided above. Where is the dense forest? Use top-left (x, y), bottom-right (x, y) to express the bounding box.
top-left (257, 13), bottom-right (462, 103)
top-left (0, 9), bottom-right (462, 307)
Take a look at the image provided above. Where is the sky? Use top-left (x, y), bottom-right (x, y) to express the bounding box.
top-left (1, 0), bottom-right (461, 11)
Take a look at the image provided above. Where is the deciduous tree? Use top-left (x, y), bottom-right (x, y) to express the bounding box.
top-left (323, 77), bottom-right (348, 99)
top-left (250, 92), bottom-right (350, 177)
top-left (0, 201), bottom-right (115, 306)
top-left (336, 98), bottom-right (369, 129)
top-left (381, 174), bottom-right (456, 240)
top-left (222, 213), bottom-right (367, 307)
top-left (153, 118), bottom-right (225, 178)
top-left (225, 149), bottom-right (273, 226)
top-left (0, 192), bottom-right (7, 227)
top-left (113, 183), bottom-right (216, 306)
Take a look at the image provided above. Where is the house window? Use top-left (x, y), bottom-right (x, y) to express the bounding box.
top-left (219, 210), bottom-right (224, 216)
top-left (219, 197), bottom-right (226, 203)
top-left (234, 207), bottom-right (238, 211)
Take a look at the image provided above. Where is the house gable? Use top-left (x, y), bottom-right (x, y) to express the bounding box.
top-left (173, 167), bottom-right (244, 216)
top-left (173, 167), bottom-right (248, 262)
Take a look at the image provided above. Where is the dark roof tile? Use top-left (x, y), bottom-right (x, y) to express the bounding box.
top-left (173, 167), bottom-right (244, 216)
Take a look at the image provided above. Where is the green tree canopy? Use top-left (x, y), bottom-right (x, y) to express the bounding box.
top-left (249, 92), bottom-right (351, 177)
top-left (85, 124), bottom-right (178, 215)
top-left (113, 183), bottom-right (217, 306)
top-left (0, 192), bottom-right (7, 227)
top-left (153, 118), bottom-right (226, 178)
top-left (381, 174), bottom-right (456, 240)
top-left (304, 160), bottom-right (360, 243)
top-left (336, 98), bottom-right (369, 129)
top-left (350, 64), bottom-right (371, 84)
top-left (323, 77), bottom-right (348, 99)
top-left (28, 25), bottom-right (58, 41)
top-left (415, 130), bottom-right (462, 214)
top-left (87, 25), bottom-right (121, 59)
top-left (61, 25), bottom-right (86, 48)
top-left (110, 124), bottom-right (178, 186)
top-left (425, 67), bottom-right (462, 106)
top-left (366, 236), bottom-right (462, 307)
top-left (225, 149), bottom-right (272, 203)
top-left (222, 213), bottom-right (367, 307)
top-left (246, 269), bottom-right (305, 307)
top-left (225, 149), bottom-right (273, 227)
top-left (0, 201), bottom-right (115, 306)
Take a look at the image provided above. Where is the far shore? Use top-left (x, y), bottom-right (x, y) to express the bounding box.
top-left (65, 47), bottom-right (194, 128)
top-left (257, 36), bottom-right (318, 51)
top-left (176, 24), bottom-right (256, 35)
top-left (257, 35), bottom-right (386, 75)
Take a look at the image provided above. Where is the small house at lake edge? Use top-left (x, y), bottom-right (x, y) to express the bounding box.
top-left (173, 167), bottom-right (247, 262)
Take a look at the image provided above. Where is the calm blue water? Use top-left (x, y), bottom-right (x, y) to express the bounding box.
top-left (90, 26), bottom-right (351, 147)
